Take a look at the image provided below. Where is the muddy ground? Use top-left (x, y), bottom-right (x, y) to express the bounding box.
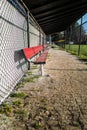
top-left (0, 47), bottom-right (87, 130)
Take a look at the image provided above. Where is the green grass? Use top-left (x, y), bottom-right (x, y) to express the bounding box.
top-left (65, 45), bottom-right (87, 59)
top-left (13, 99), bottom-right (22, 107)
top-left (27, 71), bottom-right (32, 75)
top-left (32, 65), bottom-right (38, 69)
top-left (10, 92), bottom-right (28, 98)
top-left (34, 122), bottom-right (42, 129)
top-left (23, 77), bottom-right (35, 83)
top-left (15, 109), bottom-right (28, 120)
top-left (16, 82), bottom-right (24, 89)
top-left (0, 103), bottom-right (13, 116)
top-left (33, 75), bottom-right (41, 79)
top-left (22, 75), bottom-right (41, 83)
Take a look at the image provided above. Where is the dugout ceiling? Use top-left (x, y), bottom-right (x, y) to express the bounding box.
top-left (23, 0), bottom-right (87, 34)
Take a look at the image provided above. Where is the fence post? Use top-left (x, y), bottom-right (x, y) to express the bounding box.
top-left (78, 17), bottom-right (83, 56)
top-left (27, 11), bottom-right (30, 69)
top-left (68, 25), bottom-right (73, 49)
top-left (49, 35), bottom-right (52, 45)
top-left (64, 31), bottom-right (66, 48)
top-left (27, 11), bottom-right (30, 48)
top-left (39, 29), bottom-right (41, 45)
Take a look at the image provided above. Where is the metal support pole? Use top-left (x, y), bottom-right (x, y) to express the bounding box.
top-left (39, 29), bottom-right (41, 45)
top-left (42, 36), bottom-right (44, 46)
top-left (27, 11), bottom-right (30, 48)
top-left (64, 31), bottom-right (66, 48)
top-left (78, 17), bottom-right (82, 56)
top-left (65, 29), bottom-right (68, 44)
top-left (44, 34), bottom-right (46, 45)
top-left (27, 11), bottom-right (30, 69)
top-left (49, 35), bottom-right (51, 45)
top-left (69, 27), bottom-right (71, 50)
top-left (69, 26), bottom-right (72, 49)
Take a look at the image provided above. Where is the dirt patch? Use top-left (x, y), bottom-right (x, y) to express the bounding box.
top-left (0, 48), bottom-right (87, 130)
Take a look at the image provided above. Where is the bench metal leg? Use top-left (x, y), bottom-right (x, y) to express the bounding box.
top-left (28, 62), bottom-right (30, 70)
top-left (39, 64), bottom-right (44, 76)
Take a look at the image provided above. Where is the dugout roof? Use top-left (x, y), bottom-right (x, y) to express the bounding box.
top-left (23, 0), bottom-right (87, 34)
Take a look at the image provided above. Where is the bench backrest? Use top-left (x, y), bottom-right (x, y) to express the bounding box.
top-left (23, 45), bottom-right (43, 59)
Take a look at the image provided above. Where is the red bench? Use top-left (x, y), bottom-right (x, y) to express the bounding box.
top-left (23, 45), bottom-right (43, 59)
top-left (23, 45), bottom-right (48, 64)
top-left (23, 45), bottom-right (48, 75)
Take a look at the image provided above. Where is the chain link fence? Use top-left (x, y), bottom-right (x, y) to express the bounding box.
top-left (0, 0), bottom-right (28, 103)
top-left (29, 14), bottom-right (45, 47)
top-left (65, 14), bottom-right (87, 44)
top-left (64, 13), bottom-right (87, 57)
top-left (0, 0), bottom-right (45, 104)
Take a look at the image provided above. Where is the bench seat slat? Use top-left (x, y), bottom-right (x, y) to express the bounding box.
top-left (33, 51), bottom-right (48, 64)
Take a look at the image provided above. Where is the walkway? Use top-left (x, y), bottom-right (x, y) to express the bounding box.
top-left (0, 48), bottom-right (87, 130)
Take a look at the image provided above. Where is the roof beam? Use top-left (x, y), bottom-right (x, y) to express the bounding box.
top-left (24, 0), bottom-right (58, 9)
top-left (31, 0), bottom-right (69, 13)
top-left (39, 8), bottom-right (87, 25)
top-left (34, 1), bottom-right (87, 19)
top-left (42, 22), bottom-right (68, 34)
top-left (41, 19), bottom-right (71, 28)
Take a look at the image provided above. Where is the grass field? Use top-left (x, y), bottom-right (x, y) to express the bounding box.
top-left (65, 44), bottom-right (87, 59)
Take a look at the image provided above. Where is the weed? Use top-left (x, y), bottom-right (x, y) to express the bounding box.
top-left (27, 71), bottom-right (32, 75)
top-left (34, 122), bottom-right (41, 129)
top-left (33, 75), bottom-right (41, 79)
top-left (32, 65), bottom-right (38, 69)
top-left (13, 99), bottom-right (22, 107)
top-left (15, 109), bottom-right (28, 120)
top-left (72, 121), bottom-right (80, 127)
top-left (23, 77), bottom-right (35, 83)
top-left (16, 82), bottom-right (24, 89)
top-left (22, 75), bottom-right (40, 83)
top-left (0, 103), bottom-right (13, 116)
top-left (10, 92), bottom-right (28, 98)
top-left (40, 106), bottom-right (48, 111)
